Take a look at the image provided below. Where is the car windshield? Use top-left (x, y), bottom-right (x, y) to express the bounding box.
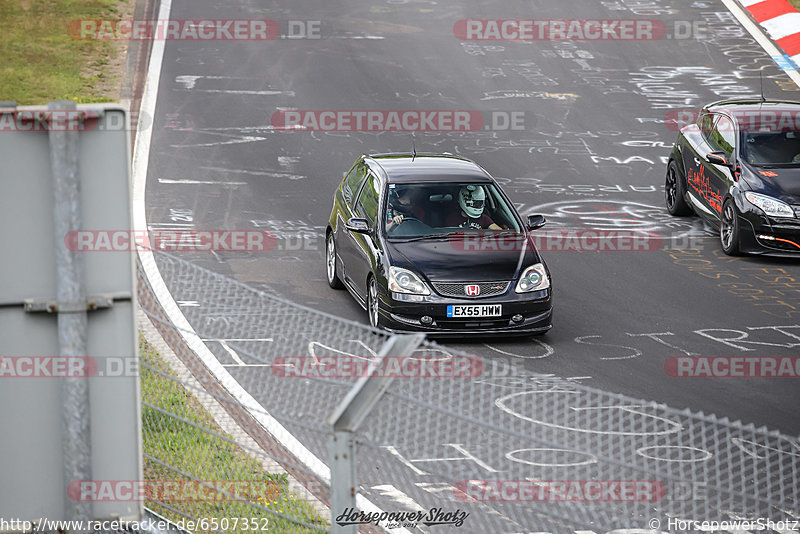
top-left (384, 182), bottom-right (521, 238)
top-left (741, 130), bottom-right (800, 167)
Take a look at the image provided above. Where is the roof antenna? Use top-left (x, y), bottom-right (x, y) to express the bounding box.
top-left (759, 70), bottom-right (766, 104)
top-left (411, 135), bottom-right (417, 162)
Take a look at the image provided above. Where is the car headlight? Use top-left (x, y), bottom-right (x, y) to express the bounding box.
top-left (388, 266), bottom-right (430, 295)
top-left (515, 263), bottom-right (550, 293)
top-left (744, 192), bottom-right (795, 218)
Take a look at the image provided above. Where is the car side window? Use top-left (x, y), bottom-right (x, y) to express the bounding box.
top-left (710, 116), bottom-right (735, 157)
top-left (342, 163), bottom-right (367, 206)
top-left (355, 172), bottom-right (380, 226)
top-left (699, 113), bottom-right (715, 144)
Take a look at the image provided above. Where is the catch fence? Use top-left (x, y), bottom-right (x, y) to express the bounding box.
top-left (137, 251), bottom-right (800, 533)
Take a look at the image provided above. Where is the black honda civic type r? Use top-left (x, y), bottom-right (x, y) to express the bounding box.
top-left (665, 99), bottom-right (800, 255)
top-left (325, 153), bottom-right (553, 335)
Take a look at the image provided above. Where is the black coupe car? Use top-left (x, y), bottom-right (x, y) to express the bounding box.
top-left (325, 153), bottom-right (553, 335)
top-left (665, 99), bottom-right (800, 255)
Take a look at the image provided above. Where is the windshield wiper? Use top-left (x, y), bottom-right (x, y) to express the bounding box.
top-left (398, 229), bottom-right (524, 242)
top-left (398, 231), bottom-right (459, 242)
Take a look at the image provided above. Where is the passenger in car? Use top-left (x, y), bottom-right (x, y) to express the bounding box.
top-left (445, 185), bottom-right (502, 230)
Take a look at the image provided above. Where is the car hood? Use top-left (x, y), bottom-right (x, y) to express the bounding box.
top-left (385, 233), bottom-right (541, 282)
top-left (741, 164), bottom-right (800, 203)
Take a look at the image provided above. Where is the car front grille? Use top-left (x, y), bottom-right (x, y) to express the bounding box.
top-left (793, 205), bottom-right (800, 218)
top-left (432, 281), bottom-right (510, 299)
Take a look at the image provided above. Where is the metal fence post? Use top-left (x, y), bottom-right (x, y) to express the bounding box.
top-left (328, 430), bottom-right (357, 534)
top-left (327, 333), bottom-right (424, 533)
top-left (49, 100), bottom-right (92, 527)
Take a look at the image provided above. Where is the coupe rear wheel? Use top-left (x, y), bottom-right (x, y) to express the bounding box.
top-left (720, 199), bottom-right (741, 256)
top-left (665, 160), bottom-right (692, 216)
top-left (326, 233), bottom-right (344, 289)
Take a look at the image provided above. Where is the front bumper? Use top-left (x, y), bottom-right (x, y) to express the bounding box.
top-left (737, 208), bottom-right (800, 256)
top-left (378, 288), bottom-right (553, 336)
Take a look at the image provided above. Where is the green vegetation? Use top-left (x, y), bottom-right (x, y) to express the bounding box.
top-left (140, 336), bottom-right (328, 532)
top-left (0, 0), bottom-right (127, 104)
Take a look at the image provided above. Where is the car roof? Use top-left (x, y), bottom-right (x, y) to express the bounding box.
top-left (705, 99), bottom-right (800, 117)
top-left (365, 153), bottom-right (494, 184)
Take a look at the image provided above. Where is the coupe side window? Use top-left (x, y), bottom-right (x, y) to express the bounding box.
top-left (710, 116), bottom-right (735, 157)
top-left (355, 173), bottom-right (380, 226)
top-left (342, 163), bottom-right (367, 206)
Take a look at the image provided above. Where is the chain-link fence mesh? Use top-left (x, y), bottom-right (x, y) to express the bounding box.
top-left (138, 251), bottom-right (800, 534)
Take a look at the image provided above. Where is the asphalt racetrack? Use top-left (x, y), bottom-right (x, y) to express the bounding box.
top-left (137, 0), bottom-right (800, 530)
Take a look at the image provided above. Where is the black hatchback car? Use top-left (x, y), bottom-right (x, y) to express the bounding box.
top-left (665, 99), bottom-right (800, 255)
top-left (325, 153), bottom-right (553, 335)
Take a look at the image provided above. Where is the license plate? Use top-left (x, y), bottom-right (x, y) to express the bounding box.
top-left (446, 304), bottom-right (502, 318)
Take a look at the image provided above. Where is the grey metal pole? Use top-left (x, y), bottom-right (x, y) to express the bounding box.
top-left (48, 100), bottom-right (92, 526)
top-left (328, 334), bottom-right (425, 534)
top-left (328, 430), bottom-right (357, 534)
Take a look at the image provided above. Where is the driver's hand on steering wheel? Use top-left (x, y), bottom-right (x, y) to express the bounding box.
top-left (392, 214), bottom-right (404, 225)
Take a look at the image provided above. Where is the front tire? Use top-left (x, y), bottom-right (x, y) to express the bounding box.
top-left (720, 198), bottom-right (741, 256)
top-left (367, 277), bottom-right (383, 329)
top-left (326, 232), bottom-right (344, 289)
top-left (665, 160), bottom-right (692, 216)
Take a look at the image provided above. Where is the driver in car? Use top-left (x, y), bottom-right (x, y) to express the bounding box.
top-left (446, 185), bottom-right (502, 230)
top-left (386, 185), bottom-right (426, 232)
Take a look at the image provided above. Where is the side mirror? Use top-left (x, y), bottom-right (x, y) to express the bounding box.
top-left (527, 214), bottom-right (547, 230)
top-left (345, 218), bottom-right (370, 234)
top-left (706, 151), bottom-right (730, 167)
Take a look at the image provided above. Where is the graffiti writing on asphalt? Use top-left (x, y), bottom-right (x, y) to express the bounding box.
top-left (493, 176), bottom-right (661, 196)
top-left (600, 0), bottom-right (678, 15)
top-left (520, 199), bottom-right (698, 234)
top-left (628, 66), bottom-right (754, 110)
top-left (701, 11), bottom-right (780, 73)
top-left (666, 246), bottom-right (800, 319)
top-left (201, 323), bottom-right (800, 370)
top-left (498, 59), bottom-right (560, 86)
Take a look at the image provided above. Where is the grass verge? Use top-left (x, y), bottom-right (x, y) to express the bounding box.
top-left (139, 335), bottom-right (328, 532)
top-left (0, 0), bottom-right (131, 104)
